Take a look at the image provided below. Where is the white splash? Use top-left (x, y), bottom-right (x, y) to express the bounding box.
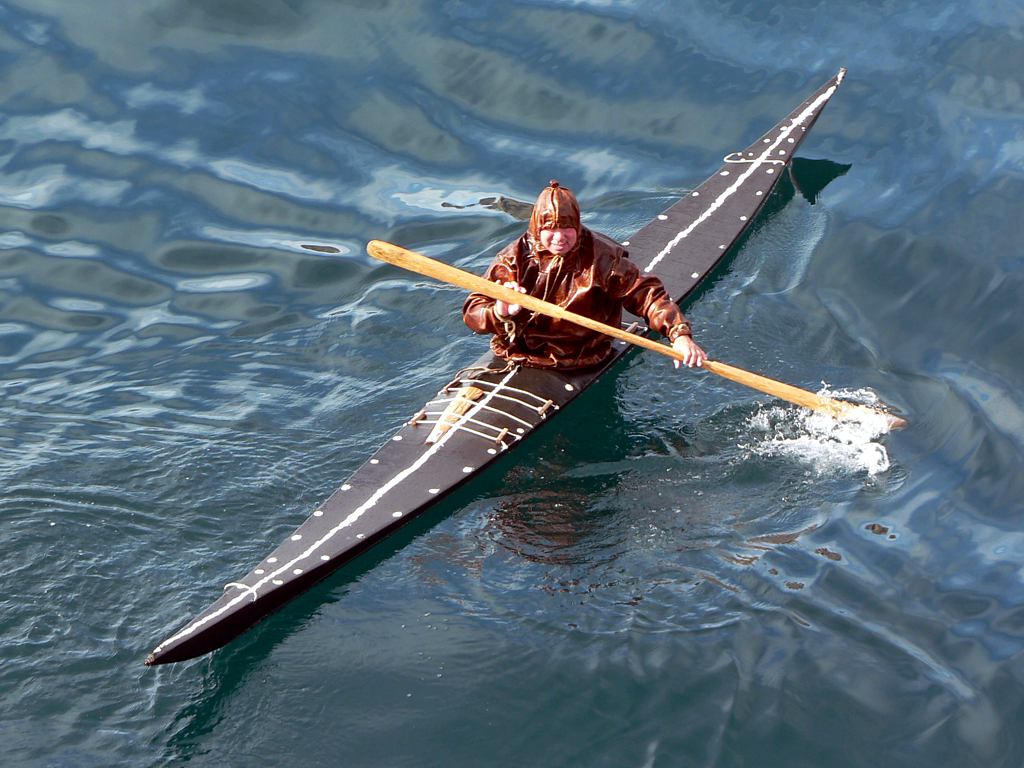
top-left (743, 387), bottom-right (892, 475)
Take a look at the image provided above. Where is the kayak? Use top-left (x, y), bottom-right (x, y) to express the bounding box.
top-left (146, 68), bottom-right (846, 665)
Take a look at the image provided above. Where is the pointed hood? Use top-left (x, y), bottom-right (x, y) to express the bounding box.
top-left (528, 180), bottom-right (581, 243)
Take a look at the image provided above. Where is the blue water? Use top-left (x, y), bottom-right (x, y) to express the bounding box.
top-left (2, 1), bottom-right (1023, 765)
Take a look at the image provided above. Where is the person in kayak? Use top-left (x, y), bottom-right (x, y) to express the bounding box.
top-left (463, 180), bottom-right (707, 371)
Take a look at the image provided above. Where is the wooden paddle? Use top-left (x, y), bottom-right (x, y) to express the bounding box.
top-left (364, 239), bottom-right (907, 430)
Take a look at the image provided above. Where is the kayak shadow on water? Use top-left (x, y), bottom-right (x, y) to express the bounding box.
top-left (787, 157), bottom-right (852, 205)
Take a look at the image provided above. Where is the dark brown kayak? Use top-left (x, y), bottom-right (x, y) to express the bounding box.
top-left (146, 68), bottom-right (847, 665)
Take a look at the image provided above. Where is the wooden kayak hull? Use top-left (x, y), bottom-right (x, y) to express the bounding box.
top-left (147, 69), bottom-right (846, 665)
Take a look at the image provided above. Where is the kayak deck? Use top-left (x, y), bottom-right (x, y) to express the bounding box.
top-left (147, 68), bottom-right (846, 665)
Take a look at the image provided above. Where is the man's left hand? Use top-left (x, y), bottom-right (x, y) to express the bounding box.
top-left (672, 335), bottom-right (707, 369)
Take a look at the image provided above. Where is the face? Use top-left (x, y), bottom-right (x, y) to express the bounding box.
top-left (539, 226), bottom-right (578, 255)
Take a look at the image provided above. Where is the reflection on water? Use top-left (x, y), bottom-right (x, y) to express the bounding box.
top-left (2, 0), bottom-right (1024, 765)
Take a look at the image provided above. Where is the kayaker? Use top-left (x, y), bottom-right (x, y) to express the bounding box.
top-left (463, 180), bottom-right (707, 371)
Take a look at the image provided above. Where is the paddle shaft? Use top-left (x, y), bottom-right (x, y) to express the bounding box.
top-left (366, 240), bottom-right (903, 426)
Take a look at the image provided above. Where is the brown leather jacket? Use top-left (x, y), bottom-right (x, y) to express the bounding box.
top-left (463, 228), bottom-right (691, 370)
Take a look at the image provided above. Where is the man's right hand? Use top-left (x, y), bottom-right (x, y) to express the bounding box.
top-left (672, 335), bottom-right (708, 369)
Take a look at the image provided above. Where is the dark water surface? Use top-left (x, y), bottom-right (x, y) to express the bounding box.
top-left (2, 1), bottom-right (1023, 766)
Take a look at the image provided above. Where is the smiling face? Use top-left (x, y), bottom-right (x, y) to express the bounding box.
top-left (539, 226), bottom-right (578, 255)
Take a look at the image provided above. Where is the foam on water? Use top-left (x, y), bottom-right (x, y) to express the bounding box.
top-left (742, 387), bottom-right (894, 476)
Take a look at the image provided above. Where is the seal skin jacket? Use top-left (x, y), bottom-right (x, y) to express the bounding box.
top-left (463, 228), bottom-right (692, 370)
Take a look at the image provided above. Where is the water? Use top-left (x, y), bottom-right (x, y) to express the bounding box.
top-left (2, 1), bottom-right (1023, 765)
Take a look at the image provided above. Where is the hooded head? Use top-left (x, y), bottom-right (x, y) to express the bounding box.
top-left (528, 180), bottom-right (581, 246)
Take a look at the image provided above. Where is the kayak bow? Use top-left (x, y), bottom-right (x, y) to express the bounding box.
top-left (147, 69), bottom-right (848, 665)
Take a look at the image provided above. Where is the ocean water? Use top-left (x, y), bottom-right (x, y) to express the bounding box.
top-left (2, 1), bottom-right (1023, 766)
